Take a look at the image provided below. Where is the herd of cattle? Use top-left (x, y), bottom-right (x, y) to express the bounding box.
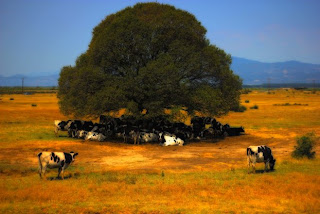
top-left (54, 115), bottom-right (245, 146)
top-left (37, 117), bottom-right (279, 179)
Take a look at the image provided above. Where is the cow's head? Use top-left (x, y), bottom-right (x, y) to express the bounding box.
top-left (269, 158), bottom-right (276, 170)
top-left (78, 130), bottom-right (88, 139)
top-left (70, 152), bottom-right (78, 162)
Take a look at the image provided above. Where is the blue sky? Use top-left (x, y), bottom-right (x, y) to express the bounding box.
top-left (1, 0), bottom-right (320, 77)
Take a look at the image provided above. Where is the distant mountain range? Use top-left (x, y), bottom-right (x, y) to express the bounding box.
top-left (1, 57), bottom-right (320, 86)
top-left (231, 57), bottom-right (320, 85)
top-left (0, 74), bottom-right (59, 87)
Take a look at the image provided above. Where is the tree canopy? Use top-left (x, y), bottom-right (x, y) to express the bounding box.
top-left (58, 2), bottom-right (242, 119)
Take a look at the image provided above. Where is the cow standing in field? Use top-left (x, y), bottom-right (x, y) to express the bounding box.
top-left (247, 145), bottom-right (276, 173)
top-left (38, 151), bottom-right (78, 179)
top-left (54, 120), bottom-right (71, 137)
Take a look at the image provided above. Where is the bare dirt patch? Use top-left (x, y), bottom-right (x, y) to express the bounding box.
top-left (7, 132), bottom-right (303, 174)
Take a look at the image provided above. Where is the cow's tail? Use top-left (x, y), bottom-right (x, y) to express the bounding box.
top-left (247, 147), bottom-right (252, 156)
top-left (37, 152), bottom-right (43, 178)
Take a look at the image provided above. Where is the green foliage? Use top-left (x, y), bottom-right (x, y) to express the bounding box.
top-left (58, 2), bottom-right (242, 118)
top-left (231, 104), bottom-right (247, 112)
top-left (245, 100), bottom-right (250, 103)
top-left (292, 132), bottom-right (317, 159)
top-left (250, 105), bottom-right (259, 109)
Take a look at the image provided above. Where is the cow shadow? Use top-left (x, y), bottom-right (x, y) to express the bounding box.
top-left (253, 169), bottom-right (276, 174)
top-left (46, 172), bottom-right (80, 181)
top-left (57, 135), bottom-right (69, 139)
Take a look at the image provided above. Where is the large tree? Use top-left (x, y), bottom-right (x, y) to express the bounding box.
top-left (58, 3), bottom-right (242, 118)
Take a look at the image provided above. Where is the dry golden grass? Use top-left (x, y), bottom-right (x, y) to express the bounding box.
top-left (0, 89), bottom-right (320, 213)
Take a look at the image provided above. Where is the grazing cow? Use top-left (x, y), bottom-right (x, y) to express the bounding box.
top-left (54, 120), bottom-right (71, 137)
top-left (38, 151), bottom-right (78, 179)
top-left (247, 145), bottom-right (276, 173)
top-left (85, 132), bottom-right (106, 142)
top-left (159, 133), bottom-right (184, 146)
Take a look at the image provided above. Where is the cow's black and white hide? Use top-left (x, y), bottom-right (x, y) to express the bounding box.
top-left (191, 116), bottom-right (206, 139)
top-left (38, 151), bottom-right (78, 179)
top-left (82, 121), bottom-right (94, 131)
top-left (139, 132), bottom-right (159, 143)
top-left (85, 131), bottom-right (106, 142)
top-left (91, 123), bottom-right (107, 136)
top-left (159, 133), bottom-right (184, 146)
top-left (247, 145), bottom-right (276, 173)
top-left (54, 120), bottom-right (71, 137)
top-left (76, 130), bottom-right (88, 139)
top-left (67, 120), bottom-right (83, 138)
top-left (201, 127), bottom-right (215, 139)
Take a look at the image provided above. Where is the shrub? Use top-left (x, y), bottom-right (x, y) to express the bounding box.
top-left (242, 89), bottom-right (252, 94)
top-left (31, 103), bottom-right (37, 107)
top-left (245, 100), bottom-right (250, 103)
top-left (231, 104), bottom-right (247, 112)
top-left (10, 98), bottom-right (14, 100)
top-left (273, 103), bottom-right (308, 106)
top-left (292, 132), bottom-right (317, 159)
top-left (250, 105), bottom-right (259, 109)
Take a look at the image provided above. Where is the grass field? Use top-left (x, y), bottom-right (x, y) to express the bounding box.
top-left (0, 89), bottom-right (319, 213)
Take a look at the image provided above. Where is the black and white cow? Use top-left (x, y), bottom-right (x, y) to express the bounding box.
top-left (159, 133), bottom-right (184, 146)
top-left (139, 132), bottom-right (159, 143)
top-left (38, 151), bottom-right (78, 179)
top-left (85, 132), bottom-right (106, 142)
top-left (76, 130), bottom-right (88, 139)
top-left (54, 120), bottom-right (71, 137)
top-left (247, 145), bottom-right (276, 173)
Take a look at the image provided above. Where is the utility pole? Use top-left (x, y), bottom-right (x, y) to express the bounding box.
top-left (22, 78), bottom-right (24, 94)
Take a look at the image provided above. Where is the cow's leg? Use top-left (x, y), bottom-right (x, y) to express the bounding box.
top-left (247, 157), bottom-right (251, 174)
top-left (72, 130), bottom-right (76, 138)
top-left (134, 134), bottom-right (139, 145)
top-left (38, 162), bottom-right (43, 178)
top-left (42, 165), bottom-right (47, 180)
top-left (57, 167), bottom-right (62, 179)
top-left (39, 167), bottom-right (42, 178)
top-left (54, 127), bottom-right (59, 137)
top-left (61, 168), bottom-right (65, 180)
top-left (265, 161), bottom-right (269, 172)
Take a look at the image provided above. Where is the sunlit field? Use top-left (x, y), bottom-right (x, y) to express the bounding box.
top-left (0, 89), bottom-right (319, 213)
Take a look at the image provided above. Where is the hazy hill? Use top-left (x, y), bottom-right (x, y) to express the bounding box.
top-left (1, 57), bottom-right (320, 86)
top-left (231, 57), bottom-right (320, 85)
top-left (0, 74), bottom-right (59, 87)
